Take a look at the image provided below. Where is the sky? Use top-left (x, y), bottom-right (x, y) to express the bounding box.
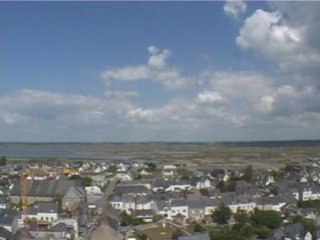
top-left (1, 1), bottom-right (320, 142)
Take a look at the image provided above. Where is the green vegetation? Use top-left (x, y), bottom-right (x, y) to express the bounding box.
top-left (0, 179), bottom-right (9, 187)
top-left (212, 202), bottom-right (232, 225)
top-left (191, 222), bottom-right (206, 233)
top-left (242, 165), bottom-right (253, 182)
top-left (254, 226), bottom-right (273, 239)
top-left (0, 156), bottom-right (6, 166)
top-left (177, 168), bottom-right (193, 180)
top-left (146, 162), bottom-right (157, 172)
top-left (209, 228), bottom-right (246, 240)
top-left (298, 199), bottom-right (320, 209)
top-left (251, 209), bottom-right (282, 229)
top-left (216, 180), bottom-right (236, 193)
top-left (107, 165), bottom-right (117, 174)
top-left (292, 215), bottom-right (319, 238)
top-left (120, 211), bottom-right (144, 226)
top-left (269, 168), bottom-right (285, 181)
top-left (69, 175), bottom-right (93, 186)
top-left (234, 211), bottom-right (251, 224)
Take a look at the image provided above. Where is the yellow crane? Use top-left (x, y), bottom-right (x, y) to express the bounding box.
top-left (20, 169), bottom-right (29, 222)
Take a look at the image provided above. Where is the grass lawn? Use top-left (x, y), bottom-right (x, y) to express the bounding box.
top-left (140, 224), bottom-right (177, 240)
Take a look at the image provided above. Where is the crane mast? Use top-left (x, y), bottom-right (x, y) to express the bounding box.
top-left (21, 169), bottom-right (29, 221)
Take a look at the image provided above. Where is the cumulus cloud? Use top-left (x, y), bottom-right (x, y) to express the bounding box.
top-left (196, 91), bottom-right (224, 104)
top-left (224, 0), bottom-right (247, 19)
top-left (237, 4), bottom-right (320, 89)
top-left (101, 46), bottom-right (195, 89)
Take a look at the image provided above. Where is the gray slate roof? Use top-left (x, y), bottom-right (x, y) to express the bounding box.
top-left (11, 179), bottom-right (83, 197)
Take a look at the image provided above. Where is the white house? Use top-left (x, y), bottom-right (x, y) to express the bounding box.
top-left (196, 178), bottom-right (211, 190)
top-left (162, 165), bottom-right (177, 178)
top-left (165, 181), bottom-right (193, 192)
top-left (170, 199), bottom-right (188, 220)
top-left (85, 186), bottom-right (102, 195)
top-left (37, 203), bottom-right (58, 224)
top-left (256, 196), bottom-right (287, 212)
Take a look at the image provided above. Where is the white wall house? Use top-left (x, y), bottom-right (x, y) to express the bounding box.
top-left (85, 186), bottom-right (102, 195)
top-left (162, 165), bottom-right (177, 178)
top-left (165, 182), bottom-right (193, 192)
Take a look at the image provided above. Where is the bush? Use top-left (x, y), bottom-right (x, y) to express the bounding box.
top-left (255, 226), bottom-right (273, 239)
top-left (239, 223), bottom-right (255, 238)
top-left (192, 222), bottom-right (206, 233)
top-left (209, 228), bottom-right (245, 240)
top-left (234, 211), bottom-right (251, 224)
top-left (252, 210), bottom-right (282, 229)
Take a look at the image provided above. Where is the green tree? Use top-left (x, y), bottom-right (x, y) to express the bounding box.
top-left (240, 223), bottom-right (255, 238)
top-left (146, 162), bottom-right (157, 172)
top-left (120, 211), bottom-right (144, 226)
top-left (0, 156), bottom-right (6, 166)
top-left (69, 175), bottom-right (92, 186)
top-left (216, 180), bottom-right (236, 193)
top-left (242, 165), bottom-right (253, 182)
top-left (234, 211), bottom-right (251, 224)
top-left (252, 209), bottom-right (282, 229)
top-left (192, 222), bottom-right (206, 233)
top-left (107, 165), bottom-right (117, 174)
top-left (255, 226), bottom-right (273, 239)
top-left (212, 202), bottom-right (232, 225)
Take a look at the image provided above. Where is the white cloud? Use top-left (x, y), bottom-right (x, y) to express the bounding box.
top-left (259, 95), bottom-right (275, 112)
top-left (126, 108), bottom-right (154, 122)
top-left (105, 90), bottom-right (138, 98)
top-left (237, 10), bottom-right (301, 57)
top-left (196, 91), bottom-right (224, 104)
top-left (237, 5), bottom-right (320, 89)
top-left (224, 0), bottom-right (247, 19)
top-left (101, 46), bottom-right (194, 89)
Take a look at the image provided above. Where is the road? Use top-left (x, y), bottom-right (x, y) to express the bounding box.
top-left (83, 178), bottom-right (118, 240)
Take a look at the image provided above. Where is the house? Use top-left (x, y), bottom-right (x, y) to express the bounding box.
top-left (162, 165), bottom-right (177, 179)
top-left (28, 222), bottom-right (71, 240)
top-left (10, 179), bottom-right (85, 206)
top-left (187, 200), bottom-right (205, 221)
top-left (152, 179), bottom-right (170, 192)
top-left (22, 202), bottom-right (58, 224)
top-left (114, 185), bottom-right (150, 196)
top-left (62, 186), bottom-right (87, 211)
top-left (118, 180), bottom-right (152, 190)
top-left (136, 195), bottom-right (153, 210)
top-left (0, 227), bottom-right (12, 240)
top-left (274, 222), bottom-right (312, 240)
top-left (133, 209), bottom-right (154, 222)
top-left (170, 199), bottom-right (188, 220)
top-left (37, 202), bottom-right (58, 224)
top-left (0, 197), bottom-right (10, 210)
top-left (0, 209), bottom-right (18, 233)
top-left (115, 172), bottom-right (133, 182)
top-left (256, 195), bottom-right (289, 212)
top-left (195, 178), bottom-right (212, 190)
top-left (110, 195), bottom-right (123, 211)
top-left (165, 181), bottom-right (193, 192)
top-left (298, 208), bottom-right (320, 220)
top-left (229, 195), bottom-right (256, 213)
top-left (85, 186), bottom-right (102, 195)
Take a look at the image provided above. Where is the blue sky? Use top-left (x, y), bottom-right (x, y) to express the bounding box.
top-left (1, 1), bottom-right (320, 142)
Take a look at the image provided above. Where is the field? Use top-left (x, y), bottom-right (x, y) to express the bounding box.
top-left (3, 141), bottom-right (320, 170)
